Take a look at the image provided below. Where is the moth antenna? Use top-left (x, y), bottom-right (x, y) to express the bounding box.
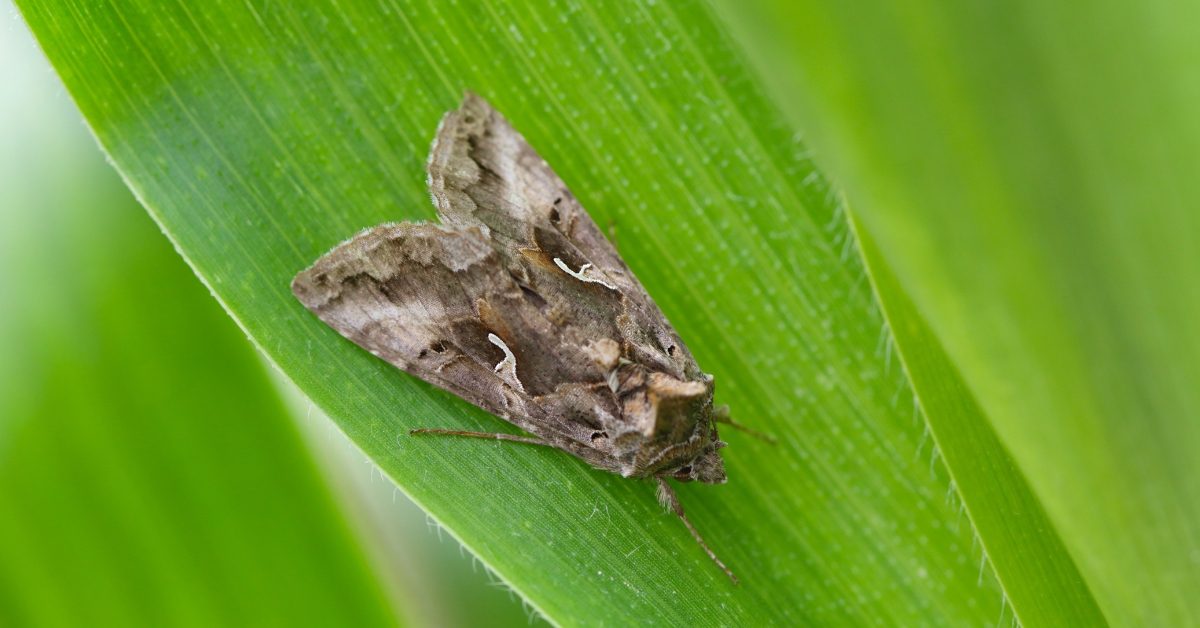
top-left (713, 405), bottom-right (776, 444)
top-left (409, 428), bottom-right (547, 447)
top-left (655, 477), bottom-right (739, 584)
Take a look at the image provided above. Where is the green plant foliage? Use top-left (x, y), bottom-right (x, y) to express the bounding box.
top-left (0, 25), bottom-right (396, 626)
top-left (15, 0), bottom-right (1114, 624)
top-left (279, 383), bottom-right (546, 628)
top-left (715, 1), bottom-right (1200, 625)
top-left (854, 224), bottom-right (1103, 625)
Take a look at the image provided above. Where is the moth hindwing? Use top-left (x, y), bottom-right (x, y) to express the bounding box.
top-left (292, 92), bottom-right (746, 582)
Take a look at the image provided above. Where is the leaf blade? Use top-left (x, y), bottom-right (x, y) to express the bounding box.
top-left (18, 0), bottom-right (1029, 623)
top-left (855, 222), bottom-right (1106, 625)
top-left (0, 20), bottom-right (400, 625)
top-left (715, 0), bottom-right (1200, 624)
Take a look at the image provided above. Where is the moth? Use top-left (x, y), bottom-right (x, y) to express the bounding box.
top-left (292, 93), bottom-right (762, 582)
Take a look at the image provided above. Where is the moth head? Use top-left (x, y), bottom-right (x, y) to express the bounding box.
top-left (669, 440), bottom-right (728, 484)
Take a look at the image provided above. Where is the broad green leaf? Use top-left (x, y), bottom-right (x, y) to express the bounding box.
top-left (854, 221), bottom-right (1103, 625)
top-left (715, 1), bottom-right (1200, 625)
top-left (279, 379), bottom-right (548, 628)
top-left (14, 0), bottom-right (1066, 623)
top-left (0, 21), bottom-right (396, 627)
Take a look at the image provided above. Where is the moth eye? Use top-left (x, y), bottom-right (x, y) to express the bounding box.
top-left (667, 344), bottom-right (677, 356)
top-left (590, 431), bottom-right (608, 443)
top-left (678, 465), bottom-right (693, 475)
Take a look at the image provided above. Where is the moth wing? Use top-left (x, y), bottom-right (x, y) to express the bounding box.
top-left (427, 92), bottom-right (704, 381)
top-left (291, 222), bottom-right (537, 426)
top-left (293, 221), bottom-right (630, 472)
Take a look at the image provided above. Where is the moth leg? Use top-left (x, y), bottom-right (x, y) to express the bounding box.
top-left (655, 477), bottom-right (739, 584)
top-left (409, 428), bottom-right (548, 447)
top-left (713, 404), bottom-right (776, 444)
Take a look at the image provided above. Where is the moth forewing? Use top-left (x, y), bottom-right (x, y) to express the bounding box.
top-left (292, 92), bottom-right (740, 582)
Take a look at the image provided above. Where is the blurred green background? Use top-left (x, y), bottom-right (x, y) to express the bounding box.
top-left (0, 11), bottom-right (532, 627)
top-left (4, 0), bottom-right (1198, 624)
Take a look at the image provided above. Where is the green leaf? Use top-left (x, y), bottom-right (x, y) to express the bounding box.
top-left (715, 1), bottom-right (1200, 625)
top-left (854, 222), bottom-right (1104, 625)
top-left (0, 23), bottom-right (397, 627)
top-left (13, 0), bottom-right (1094, 623)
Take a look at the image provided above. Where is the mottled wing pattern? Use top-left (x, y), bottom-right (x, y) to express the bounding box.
top-left (294, 93), bottom-right (738, 581)
top-left (292, 219), bottom-right (639, 472)
top-left (291, 223), bottom-right (528, 416)
top-left (293, 93), bottom-right (716, 477)
top-left (427, 93), bottom-right (704, 383)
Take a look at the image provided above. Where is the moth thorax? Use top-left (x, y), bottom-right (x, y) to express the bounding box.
top-left (618, 368), bottom-right (712, 441)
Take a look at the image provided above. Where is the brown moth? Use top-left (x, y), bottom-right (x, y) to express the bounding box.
top-left (292, 93), bottom-right (758, 582)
